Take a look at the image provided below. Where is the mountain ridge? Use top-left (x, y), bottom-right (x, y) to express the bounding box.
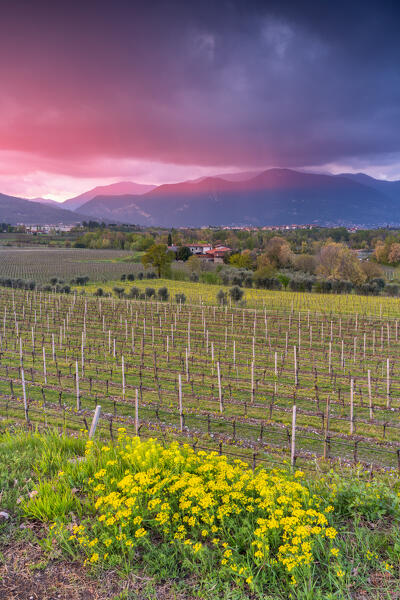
top-left (3, 169), bottom-right (400, 227)
top-left (0, 193), bottom-right (86, 225)
top-left (75, 168), bottom-right (400, 227)
top-left (63, 181), bottom-right (157, 211)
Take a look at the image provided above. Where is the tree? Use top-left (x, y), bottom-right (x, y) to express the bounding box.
top-left (253, 268), bottom-right (281, 290)
top-left (168, 232), bottom-right (172, 246)
top-left (75, 276), bottom-right (89, 286)
top-left (360, 261), bottom-right (384, 281)
top-left (217, 290), bottom-right (227, 305)
top-left (264, 237), bottom-right (293, 268)
top-left (229, 250), bottom-right (254, 269)
top-left (374, 240), bottom-right (389, 264)
top-left (157, 287), bottom-right (169, 301)
top-left (277, 273), bottom-right (290, 289)
top-left (230, 286), bottom-right (244, 303)
top-left (256, 254), bottom-right (275, 273)
top-left (113, 286), bottom-right (125, 298)
top-left (333, 247), bottom-right (365, 285)
top-left (187, 255), bottom-right (202, 275)
top-left (176, 246), bottom-right (192, 262)
top-left (293, 254), bottom-right (317, 274)
top-left (175, 293), bottom-right (186, 304)
top-left (141, 244), bottom-right (174, 277)
top-left (385, 283), bottom-right (400, 296)
top-left (316, 243), bottom-right (342, 278)
top-left (317, 242), bottom-right (366, 285)
top-left (388, 243), bottom-right (400, 265)
top-left (128, 286), bottom-right (140, 298)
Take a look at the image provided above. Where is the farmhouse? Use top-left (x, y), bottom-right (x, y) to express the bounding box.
top-left (187, 243), bottom-right (212, 255)
top-left (196, 245), bottom-right (232, 263)
top-left (205, 245), bottom-right (231, 263)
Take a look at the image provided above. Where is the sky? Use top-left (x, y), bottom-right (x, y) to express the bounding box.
top-left (1, 0), bottom-right (400, 201)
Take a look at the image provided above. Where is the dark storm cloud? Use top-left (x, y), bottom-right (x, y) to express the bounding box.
top-left (1, 0), bottom-right (400, 174)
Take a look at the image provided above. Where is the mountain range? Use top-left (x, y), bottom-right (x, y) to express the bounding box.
top-left (2, 169), bottom-right (400, 227)
top-left (0, 194), bottom-right (85, 225)
top-left (62, 181), bottom-right (157, 211)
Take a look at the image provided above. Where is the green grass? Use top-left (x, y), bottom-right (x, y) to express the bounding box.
top-left (73, 276), bottom-right (400, 316)
top-left (0, 428), bottom-right (399, 599)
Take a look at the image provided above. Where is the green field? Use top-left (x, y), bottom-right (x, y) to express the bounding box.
top-left (73, 275), bottom-right (400, 317)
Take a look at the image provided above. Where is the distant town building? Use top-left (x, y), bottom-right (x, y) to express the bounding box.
top-left (23, 224), bottom-right (76, 233)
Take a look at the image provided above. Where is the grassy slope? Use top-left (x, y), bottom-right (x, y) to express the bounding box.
top-left (73, 277), bottom-right (400, 316)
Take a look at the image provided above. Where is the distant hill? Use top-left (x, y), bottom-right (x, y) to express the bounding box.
top-left (339, 172), bottom-right (400, 202)
top-left (76, 168), bottom-right (400, 227)
top-left (28, 197), bottom-right (60, 207)
top-left (0, 194), bottom-right (84, 225)
top-left (63, 181), bottom-right (157, 211)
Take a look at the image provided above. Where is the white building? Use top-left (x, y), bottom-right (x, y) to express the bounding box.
top-left (187, 243), bottom-right (212, 255)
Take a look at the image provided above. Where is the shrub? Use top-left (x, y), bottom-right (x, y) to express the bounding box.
top-left (113, 286), bottom-right (125, 298)
top-left (254, 276), bottom-right (281, 290)
top-left (355, 282), bottom-right (380, 296)
top-left (217, 290), bottom-right (227, 305)
top-left (243, 275), bottom-right (253, 288)
top-left (175, 293), bottom-right (186, 304)
top-left (229, 286), bottom-right (244, 303)
top-left (126, 273), bottom-right (135, 281)
top-left (289, 275), bottom-right (315, 292)
top-left (94, 288), bottom-right (104, 297)
top-left (331, 280), bottom-right (353, 294)
top-left (314, 280), bottom-right (332, 293)
top-left (190, 272), bottom-right (199, 282)
top-left (26, 435), bottom-right (342, 595)
top-left (371, 277), bottom-right (385, 290)
top-left (127, 287), bottom-right (140, 299)
top-left (385, 283), bottom-right (400, 296)
top-left (157, 287), bottom-right (169, 301)
top-left (76, 276), bottom-right (90, 286)
top-left (231, 275), bottom-right (243, 286)
top-left (120, 274), bottom-right (127, 281)
top-left (200, 272), bottom-right (220, 285)
top-left (145, 287), bottom-right (155, 298)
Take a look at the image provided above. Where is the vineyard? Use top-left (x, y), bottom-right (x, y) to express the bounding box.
top-left (75, 274), bottom-right (400, 315)
top-left (2, 285), bottom-right (400, 474)
top-left (0, 247), bottom-right (141, 283)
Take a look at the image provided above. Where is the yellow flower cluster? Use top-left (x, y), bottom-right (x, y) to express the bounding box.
top-left (64, 434), bottom-right (337, 585)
